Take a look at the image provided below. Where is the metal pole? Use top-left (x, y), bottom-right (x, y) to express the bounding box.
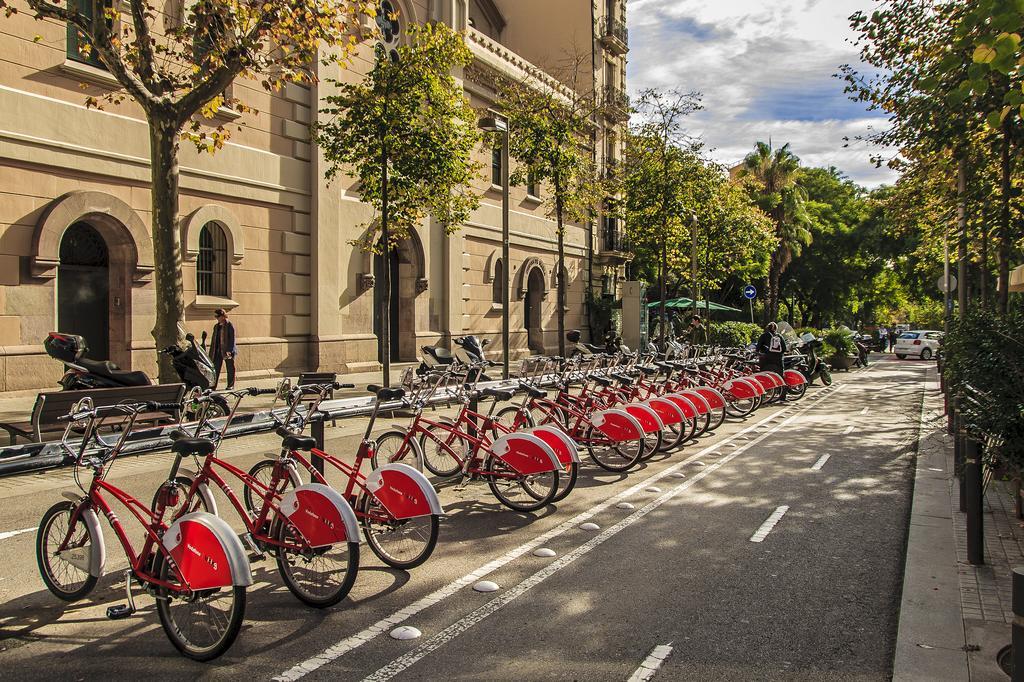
top-left (965, 435), bottom-right (984, 565)
top-left (691, 215), bottom-right (698, 320)
top-left (1012, 567), bottom-right (1024, 680)
top-left (749, 298), bottom-right (754, 324)
top-left (501, 126), bottom-right (510, 380)
top-left (944, 228), bottom-right (951, 336)
top-left (311, 418), bottom-right (325, 475)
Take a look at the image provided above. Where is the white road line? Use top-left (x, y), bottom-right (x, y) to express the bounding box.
top-left (0, 527), bottom-right (35, 541)
top-left (860, 407), bottom-right (870, 415)
top-left (750, 506), bottom-right (790, 543)
top-left (627, 643), bottom-right (674, 682)
top-left (810, 454), bottom-right (831, 471)
top-left (274, 384), bottom-right (844, 682)
top-left (354, 391), bottom-right (846, 682)
top-left (843, 425), bottom-right (855, 435)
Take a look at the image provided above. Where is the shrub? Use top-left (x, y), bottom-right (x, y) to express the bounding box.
top-left (943, 308), bottom-right (1024, 475)
top-left (794, 327), bottom-right (824, 339)
top-left (709, 321), bottom-right (761, 347)
top-left (823, 328), bottom-right (856, 357)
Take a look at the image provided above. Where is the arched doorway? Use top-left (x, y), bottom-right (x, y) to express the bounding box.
top-left (373, 236), bottom-right (422, 363)
top-left (58, 222), bottom-right (109, 360)
top-left (524, 267), bottom-right (545, 354)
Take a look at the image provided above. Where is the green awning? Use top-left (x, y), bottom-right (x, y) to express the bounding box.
top-left (646, 298), bottom-right (742, 313)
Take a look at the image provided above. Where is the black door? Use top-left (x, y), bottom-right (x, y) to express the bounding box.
top-left (373, 249), bottom-right (401, 362)
top-left (58, 222), bottom-right (109, 360)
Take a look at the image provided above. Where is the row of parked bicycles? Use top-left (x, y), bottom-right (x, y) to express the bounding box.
top-left (34, 340), bottom-right (809, 661)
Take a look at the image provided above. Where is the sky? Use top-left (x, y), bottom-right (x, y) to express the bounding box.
top-left (627, 0), bottom-right (898, 188)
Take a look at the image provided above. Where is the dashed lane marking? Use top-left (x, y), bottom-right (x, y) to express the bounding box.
top-left (750, 506), bottom-right (790, 543)
top-left (860, 407), bottom-right (870, 415)
top-left (843, 425), bottom-right (855, 435)
top-left (627, 643), bottom-right (674, 682)
top-left (274, 384), bottom-right (844, 681)
top-left (0, 527), bottom-right (34, 541)
top-left (810, 454), bottom-right (831, 471)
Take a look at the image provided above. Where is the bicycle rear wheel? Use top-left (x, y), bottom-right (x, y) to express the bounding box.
top-left (358, 492), bottom-right (439, 570)
top-left (484, 454), bottom-right (558, 512)
top-left (155, 554), bottom-right (246, 661)
top-left (272, 516), bottom-right (359, 608)
top-left (36, 501), bottom-right (97, 601)
top-left (584, 424), bottom-right (644, 472)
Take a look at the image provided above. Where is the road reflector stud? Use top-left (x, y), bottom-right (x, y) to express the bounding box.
top-left (671, 472), bottom-right (686, 478)
top-left (645, 486), bottom-right (661, 493)
top-left (390, 626), bottom-right (422, 640)
top-left (532, 547), bottom-right (556, 558)
top-left (580, 522), bottom-right (600, 531)
top-left (616, 502), bottom-right (635, 510)
top-left (473, 580), bottom-right (499, 593)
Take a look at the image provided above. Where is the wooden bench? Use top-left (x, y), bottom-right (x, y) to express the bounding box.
top-left (0, 384), bottom-right (186, 445)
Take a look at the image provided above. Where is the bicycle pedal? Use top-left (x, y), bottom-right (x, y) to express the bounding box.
top-left (105, 604), bottom-right (135, 620)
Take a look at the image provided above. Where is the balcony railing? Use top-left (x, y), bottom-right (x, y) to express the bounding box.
top-left (603, 218), bottom-right (629, 253)
top-left (602, 86), bottom-right (630, 120)
top-left (601, 16), bottom-right (629, 54)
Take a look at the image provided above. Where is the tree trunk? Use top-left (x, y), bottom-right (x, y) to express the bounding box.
top-left (659, 236), bottom-right (667, 349)
top-left (956, 155), bottom-right (968, 317)
top-left (380, 138), bottom-right (392, 386)
top-left (997, 126), bottom-right (1012, 314)
top-left (980, 201), bottom-right (989, 309)
top-left (555, 195), bottom-right (566, 358)
top-left (767, 250), bottom-right (782, 323)
top-left (148, 119), bottom-right (186, 383)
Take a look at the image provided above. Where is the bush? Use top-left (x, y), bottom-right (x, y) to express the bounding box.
top-left (709, 321), bottom-right (761, 347)
top-left (823, 328), bottom-right (856, 357)
top-left (944, 308), bottom-right (1024, 475)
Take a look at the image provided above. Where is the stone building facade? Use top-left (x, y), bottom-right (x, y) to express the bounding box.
top-left (0, 0), bottom-right (629, 390)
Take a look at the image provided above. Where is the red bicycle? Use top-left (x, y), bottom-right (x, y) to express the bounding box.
top-left (36, 399), bottom-right (252, 660)
top-left (247, 381), bottom-right (444, 570)
top-left (163, 387), bottom-right (360, 608)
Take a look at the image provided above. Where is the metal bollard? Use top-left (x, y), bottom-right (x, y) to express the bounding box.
top-left (311, 417), bottom-right (325, 475)
top-left (965, 436), bottom-right (984, 565)
top-left (1013, 567), bottom-right (1024, 680)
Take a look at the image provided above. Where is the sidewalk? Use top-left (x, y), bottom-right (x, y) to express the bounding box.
top-left (894, 366), bottom-right (1015, 680)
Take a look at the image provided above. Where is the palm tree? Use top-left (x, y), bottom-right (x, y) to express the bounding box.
top-left (738, 141), bottom-right (811, 323)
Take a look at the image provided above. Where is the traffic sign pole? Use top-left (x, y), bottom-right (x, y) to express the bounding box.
top-left (742, 285), bottom-right (757, 324)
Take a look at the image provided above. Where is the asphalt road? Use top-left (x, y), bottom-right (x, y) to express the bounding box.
top-left (0, 356), bottom-right (924, 680)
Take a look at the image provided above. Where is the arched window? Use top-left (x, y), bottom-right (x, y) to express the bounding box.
top-left (492, 258), bottom-right (503, 304)
top-left (197, 221), bottom-right (228, 296)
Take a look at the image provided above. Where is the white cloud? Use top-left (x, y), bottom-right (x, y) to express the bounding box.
top-left (627, 0), bottom-right (899, 188)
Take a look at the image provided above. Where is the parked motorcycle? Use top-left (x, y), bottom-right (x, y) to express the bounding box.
top-left (418, 335), bottom-right (495, 381)
top-left (44, 331), bottom-right (227, 416)
top-left (795, 333), bottom-right (833, 386)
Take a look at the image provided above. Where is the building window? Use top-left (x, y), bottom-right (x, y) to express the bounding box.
top-left (491, 145), bottom-right (503, 186)
top-left (376, 0), bottom-right (401, 63)
top-left (67, 0), bottom-right (110, 68)
top-left (492, 258), bottom-right (503, 304)
top-left (197, 221), bottom-right (228, 297)
top-left (526, 171), bottom-right (539, 198)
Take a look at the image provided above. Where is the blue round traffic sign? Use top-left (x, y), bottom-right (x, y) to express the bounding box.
top-left (743, 285), bottom-right (757, 300)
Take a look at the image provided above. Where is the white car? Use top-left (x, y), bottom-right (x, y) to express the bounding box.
top-left (894, 330), bottom-right (942, 360)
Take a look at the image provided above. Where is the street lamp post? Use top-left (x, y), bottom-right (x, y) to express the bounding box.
top-left (478, 115), bottom-right (510, 379)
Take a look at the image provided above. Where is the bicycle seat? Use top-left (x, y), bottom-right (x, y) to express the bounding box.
top-left (481, 388), bottom-right (514, 401)
top-left (592, 375), bottom-right (615, 387)
top-left (518, 384), bottom-right (547, 399)
top-left (610, 373), bottom-right (633, 383)
top-left (637, 366), bottom-right (659, 376)
top-left (275, 426), bottom-right (316, 449)
top-left (368, 385), bottom-right (405, 401)
top-left (171, 437), bottom-right (216, 457)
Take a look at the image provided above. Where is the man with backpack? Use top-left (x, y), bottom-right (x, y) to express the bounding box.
top-left (756, 322), bottom-right (787, 376)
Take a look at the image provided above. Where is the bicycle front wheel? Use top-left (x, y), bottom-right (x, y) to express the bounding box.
top-left (551, 461), bottom-right (579, 503)
top-left (585, 424), bottom-right (644, 472)
top-left (494, 405), bottom-right (534, 431)
top-left (272, 516), bottom-right (359, 608)
top-left (359, 492), bottom-right (439, 570)
top-left (484, 454), bottom-right (558, 512)
top-left (36, 501), bottom-right (97, 601)
top-left (372, 429), bottom-right (425, 472)
top-left (155, 554), bottom-right (246, 661)
top-left (418, 422), bottom-right (466, 479)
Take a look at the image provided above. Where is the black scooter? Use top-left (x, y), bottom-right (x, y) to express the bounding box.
top-left (797, 336), bottom-right (833, 386)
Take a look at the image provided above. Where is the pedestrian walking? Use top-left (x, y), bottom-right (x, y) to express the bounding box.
top-left (888, 329), bottom-right (898, 352)
top-left (878, 327), bottom-right (887, 352)
top-left (210, 308), bottom-right (238, 389)
top-left (756, 322), bottom-right (787, 376)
